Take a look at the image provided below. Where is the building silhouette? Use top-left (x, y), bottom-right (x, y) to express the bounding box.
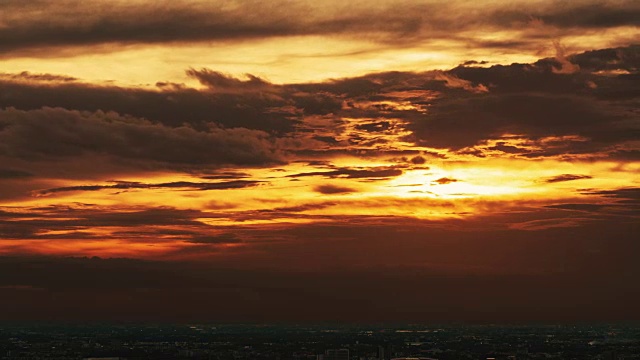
top-left (323, 348), bottom-right (350, 360)
top-left (378, 343), bottom-right (392, 360)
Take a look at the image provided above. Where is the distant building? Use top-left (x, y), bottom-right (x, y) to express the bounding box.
top-left (515, 348), bottom-right (529, 360)
top-left (378, 344), bottom-right (392, 360)
top-left (324, 348), bottom-right (350, 360)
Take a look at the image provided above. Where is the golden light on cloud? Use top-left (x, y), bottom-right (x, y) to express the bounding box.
top-left (2, 19), bottom-right (635, 86)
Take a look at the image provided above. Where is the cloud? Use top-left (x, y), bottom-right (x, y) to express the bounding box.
top-left (582, 187), bottom-right (640, 201)
top-left (0, 46), bottom-right (637, 166)
top-left (406, 91), bottom-right (638, 155)
top-left (36, 180), bottom-right (263, 196)
top-left (186, 233), bottom-right (242, 244)
top-left (0, 82), bottom-right (297, 134)
top-left (487, 142), bottom-right (530, 154)
top-left (1, 177), bottom-right (639, 321)
top-left (434, 71), bottom-right (489, 93)
top-left (0, 71), bottom-right (77, 82)
top-left (433, 177), bottom-right (458, 185)
top-left (544, 174), bottom-right (593, 183)
top-left (199, 171), bottom-right (251, 180)
top-left (314, 184), bottom-right (357, 194)
top-left (0, 206), bottom-right (206, 240)
top-left (0, 0), bottom-right (637, 56)
top-left (0, 71), bottom-right (346, 134)
top-left (533, 2), bottom-right (640, 28)
top-left (0, 107), bottom-right (282, 168)
top-left (0, 168), bottom-right (33, 178)
top-left (186, 68), bottom-right (270, 91)
top-left (544, 187), bottom-right (640, 216)
top-left (569, 45), bottom-right (640, 73)
top-left (545, 203), bottom-right (608, 212)
top-left (288, 166), bottom-right (403, 179)
top-left (409, 155), bottom-right (427, 164)
top-left (551, 41), bottom-right (581, 74)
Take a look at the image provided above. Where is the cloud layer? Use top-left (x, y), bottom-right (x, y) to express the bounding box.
top-left (1, 0), bottom-right (638, 54)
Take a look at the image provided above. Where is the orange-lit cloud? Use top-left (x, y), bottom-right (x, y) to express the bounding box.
top-left (1, 0), bottom-right (637, 84)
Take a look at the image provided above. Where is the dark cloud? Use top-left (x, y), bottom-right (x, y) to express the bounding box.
top-left (407, 92), bottom-right (638, 154)
top-left (408, 155), bottom-right (426, 164)
top-left (186, 68), bottom-right (270, 91)
top-left (545, 203), bottom-right (608, 212)
top-left (0, 69), bottom-right (349, 140)
top-left (0, 207), bottom-right (207, 240)
top-left (199, 171), bottom-right (251, 180)
top-left (583, 187), bottom-right (640, 202)
top-left (312, 135), bottom-right (340, 144)
top-left (0, 107), bottom-right (282, 168)
top-left (0, 71), bottom-right (77, 82)
top-left (0, 1), bottom-right (637, 55)
top-left (434, 71), bottom-right (489, 93)
top-left (0, 45), bottom-right (636, 163)
top-left (37, 180), bottom-right (263, 195)
top-left (544, 174), bottom-right (593, 183)
top-left (265, 203), bottom-right (337, 214)
top-left (305, 47), bottom-right (637, 160)
top-left (569, 45), bottom-right (640, 73)
top-left (0, 79), bottom-right (300, 134)
top-left (314, 184), bottom-right (357, 194)
top-left (0, 168), bottom-right (33, 178)
top-left (288, 167), bottom-right (403, 179)
top-left (535, 2), bottom-right (640, 28)
top-left (487, 142), bottom-right (530, 154)
top-left (0, 205), bottom-right (257, 244)
top-left (461, 60), bottom-right (490, 66)
top-left (187, 233), bottom-right (242, 244)
top-left (354, 120), bottom-right (393, 132)
top-left (433, 177), bottom-right (458, 185)
top-left (544, 187), bottom-right (640, 216)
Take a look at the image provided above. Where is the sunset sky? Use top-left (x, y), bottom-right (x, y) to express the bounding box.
top-left (1, 0), bottom-right (639, 322)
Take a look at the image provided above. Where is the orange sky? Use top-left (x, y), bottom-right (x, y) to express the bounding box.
top-left (0, 0), bottom-right (639, 322)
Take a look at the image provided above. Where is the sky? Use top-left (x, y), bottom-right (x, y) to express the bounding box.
top-left (0, 0), bottom-right (639, 323)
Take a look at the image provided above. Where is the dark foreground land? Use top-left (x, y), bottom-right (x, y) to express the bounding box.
top-left (0, 323), bottom-right (638, 359)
